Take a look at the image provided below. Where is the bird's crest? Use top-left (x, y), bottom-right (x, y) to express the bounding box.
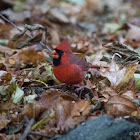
top-left (55, 40), bottom-right (71, 53)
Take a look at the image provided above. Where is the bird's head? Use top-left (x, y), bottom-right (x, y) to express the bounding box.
top-left (51, 40), bottom-right (71, 66)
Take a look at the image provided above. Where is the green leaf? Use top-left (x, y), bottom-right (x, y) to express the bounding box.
top-left (12, 85), bottom-right (24, 104)
top-left (134, 74), bottom-right (140, 89)
top-left (0, 86), bottom-right (6, 95)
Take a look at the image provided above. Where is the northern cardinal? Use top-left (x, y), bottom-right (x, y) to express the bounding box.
top-left (51, 40), bottom-right (99, 84)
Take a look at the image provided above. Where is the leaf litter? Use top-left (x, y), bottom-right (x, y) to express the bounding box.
top-left (0, 0), bottom-right (140, 139)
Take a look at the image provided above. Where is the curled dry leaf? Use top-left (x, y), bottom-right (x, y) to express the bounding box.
top-left (41, 89), bottom-right (91, 133)
top-left (0, 100), bottom-right (16, 112)
top-left (0, 70), bottom-right (12, 85)
top-left (48, 7), bottom-right (70, 23)
top-left (105, 95), bottom-right (137, 116)
top-left (55, 98), bottom-right (91, 132)
top-left (0, 120), bottom-right (11, 131)
top-left (50, 29), bottom-right (60, 45)
top-left (100, 86), bottom-right (118, 100)
top-left (31, 109), bottom-right (55, 130)
top-left (0, 118), bottom-right (11, 131)
top-left (17, 33), bottom-right (43, 49)
top-left (41, 89), bottom-right (78, 109)
top-left (121, 90), bottom-right (135, 100)
top-left (10, 101), bottom-right (46, 122)
top-left (12, 86), bottom-right (24, 104)
top-left (0, 134), bottom-right (7, 140)
top-left (125, 24), bottom-right (140, 42)
top-left (8, 45), bottom-right (46, 69)
top-left (32, 63), bottom-right (59, 85)
top-left (0, 45), bottom-right (18, 56)
top-left (41, 89), bottom-right (62, 109)
top-left (100, 56), bottom-right (137, 91)
top-left (115, 65), bottom-right (137, 91)
top-left (1, 9), bottom-right (31, 22)
top-left (119, 23), bottom-right (140, 48)
top-left (19, 47), bottom-right (46, 64)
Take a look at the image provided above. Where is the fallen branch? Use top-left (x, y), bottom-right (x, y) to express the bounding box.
top-left (30, 131), bottom-right (53, 139)
top-left (19, 118), bottom-right (34, 140)
top-left (0, 14), bottom-right (52, 54)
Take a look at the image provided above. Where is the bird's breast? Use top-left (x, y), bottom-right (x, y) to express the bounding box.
top-left (53, 64), bottom-right (87, 84)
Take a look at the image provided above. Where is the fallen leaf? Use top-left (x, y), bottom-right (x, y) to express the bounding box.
top-left (119, 23), bottom-right (140, 48)
top-left (121, 90), bottom-right (135, 100)
top-left (41, 89), bottom-right (91, 132)
top-left (12, 85), bottom-right (24, 104)
top-left (0, 134), bottom-right (7, 140)
top-left (10, 102), bottom-right (45, 122)
top-left (32, 109), bottom-right (55, 130)
top-left (0, 119), bottom-right (11, 131)
top-left (55, 98), bottom-right (91, 132)
top-left (105, 95), bottom-right (137, 116)
top-left (125, 23), bottom-right (140, 42)
top-left (100, 86), bottom-right (118, 99)
top-left (100, 55), bottom-right (137, 91)
top-left (9, 58), bottom-right (16, 65)
top-left (0, 45), bottom-right (18, 56)
top-left (19, 47), bottom-right (46, 64)
top-left (0, 100), bottom-right (15, 112)
top-left (115, 65), bottom-right (137, 91)
top-left (0, 71), bottom-right (12, 85)
top-left (1, 9), bottom-right (31, 22)
top-left (41, 89), bottom-right (62, 109)
top-left (48, 7), bottom-right (69, 23)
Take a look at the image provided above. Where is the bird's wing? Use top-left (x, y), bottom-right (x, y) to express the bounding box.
top-left (71, 54), bottom-right (91, 71)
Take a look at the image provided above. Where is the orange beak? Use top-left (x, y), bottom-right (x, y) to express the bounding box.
top-left (51, 50), bottom-right (59, 59)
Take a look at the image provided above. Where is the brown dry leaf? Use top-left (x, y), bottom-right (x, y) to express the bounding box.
top-left (8, 58), bottom-right (16, 65)
top-left (8, 45), bottom-right (46, 69)
top-left (71, 100), bottom-right (91, 116)
top-left (41, 89), bottom-right (62, 109)
top-left (19, 48), bottom-right (46, 65)
top-left (55, 97), bottom-right (72, 132)
top-left (0, 100), bottom-right (16, 112)
top-left (50, 29), bottom-right (60, 45)
top-left (0, 134), bottom-right (7, 140)
top-left (100, 56), bottom-right (137, 91)
top-left (100, 86), bottom-right (118, 99)
top-left (48, 7), bottom-right (70, 23)
top-left (0, 118), bottom-right (11, 131)
top-left (125, 23), bottom-right (140, 42)
top-left (0, 70), bottom-right (12, 85)
top-left (55, 98), bottom-right (91, 132)
top-left (105, 95), bottom-right (137, 116)
top-left (0, 45), bottom-right (18, 56)
top-left (120, 23), bottom-right (140, 48)
top-left (115, 65), bottom-right (137, 91)
top-left (41, 89), bottom-right (91, 132)
top-left (1, 9), bottom-right (31, 22)
top-left (89, 49), bottom-right (108, 67)
top-left (121, 90), bottom-right (135, 100)
top-left (0, 63), bottom-right (6, 71)
top-left (10, 102), bottom-right (45, 122)
top-left (41, 89), bottom-right (78, 109)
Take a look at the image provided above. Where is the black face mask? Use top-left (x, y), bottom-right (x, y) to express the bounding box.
top-left (53, 49), bottom-right (64, 66)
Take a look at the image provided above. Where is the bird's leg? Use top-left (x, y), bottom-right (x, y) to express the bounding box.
top-left (60, 84), bottom-right (76, 92)
top-left (75, 86), bottom-right (94, 100)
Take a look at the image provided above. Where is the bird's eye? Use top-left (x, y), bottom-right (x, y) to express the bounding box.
top-left (54, 49), bottom-right (64, 57)
top-left (60, 51), bottom-right (64, 55)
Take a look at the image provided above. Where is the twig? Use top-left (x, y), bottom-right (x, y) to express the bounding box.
top-left (30, 131), bottom-right (53, 139)
top-left (19, 118), bottom-right (34, 140)
top-left (32, 79), bottom-right (48, 87)
top-left (0, 13), bottom-right (52, 53)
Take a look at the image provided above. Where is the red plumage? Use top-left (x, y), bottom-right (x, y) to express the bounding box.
top-left (51, 40), bottom-right (91, 84)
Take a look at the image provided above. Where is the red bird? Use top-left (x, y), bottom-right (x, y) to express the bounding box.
top-left (51, 40), bottom-right (96, 84)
